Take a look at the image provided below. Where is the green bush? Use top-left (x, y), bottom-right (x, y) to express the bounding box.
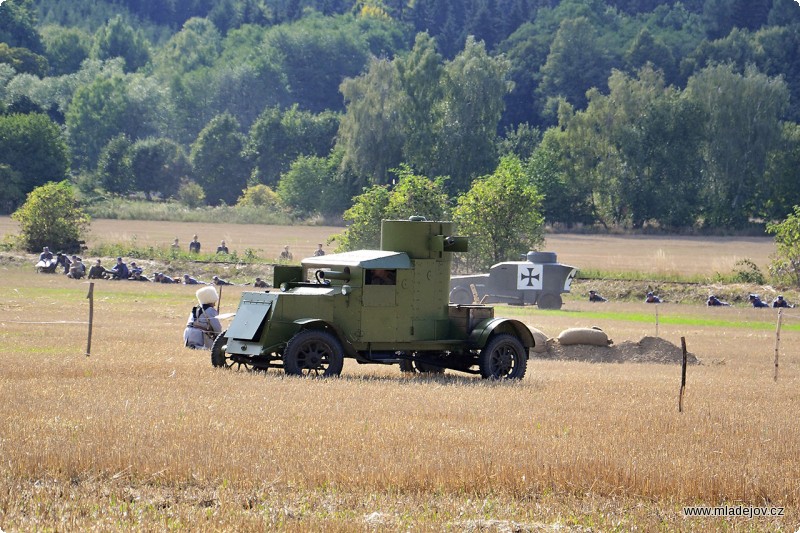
top-left (12, 181), bottom-right (90, 253)
top-left (178, 180), bottom-right (206, 208)
top-left (731, 258), bottom-right (766, 285)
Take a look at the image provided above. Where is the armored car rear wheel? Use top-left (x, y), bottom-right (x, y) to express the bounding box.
top-left (479, 333), bottom-right (527, 380)
top-left (211, 331), bottom-right (253, 371)
top-left (537, 292), bottom-right (563, 310)
top-left (284, 330), bottom-right (344, 377)
top-left (449, 286), bottom-right (473, 305)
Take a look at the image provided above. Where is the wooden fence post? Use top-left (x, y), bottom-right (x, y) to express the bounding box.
top-left (85, 282), bottom-right (94, 357)
top-left (774, 308), bottom-right (783, 382)
top-left (678, 336), bottom-right (687, 413)
top-left (655, 305), bottom-right (659, 338)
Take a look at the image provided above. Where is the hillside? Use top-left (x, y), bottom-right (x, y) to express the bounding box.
top-left (1, 0), bottom-right (800, 231)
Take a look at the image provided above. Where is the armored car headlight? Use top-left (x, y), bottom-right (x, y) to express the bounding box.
top-left (341, 284), bottom-right (351, 295)
top-left (280, 282), bottom-right (289, 292)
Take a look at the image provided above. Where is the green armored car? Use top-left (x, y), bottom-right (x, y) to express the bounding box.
top-left (212, 217), bottom-right (537, 379)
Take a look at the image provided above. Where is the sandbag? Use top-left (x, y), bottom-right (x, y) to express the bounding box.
top-left (528, 326), bottom-right (549, 353)
top-left (558, 327), bottom-right (611, 346)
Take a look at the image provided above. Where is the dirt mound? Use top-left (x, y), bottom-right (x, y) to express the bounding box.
top-left (540, 335), bottom-right (699, 365)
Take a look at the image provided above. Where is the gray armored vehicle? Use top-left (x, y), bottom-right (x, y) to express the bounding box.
top-left (449, 252), bottom-right (577, 309)
top-left (212, 218), bottom-right (538, 379)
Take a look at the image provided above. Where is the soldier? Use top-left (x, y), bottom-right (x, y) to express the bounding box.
top-left (772, 295), bottom-right (792, 308)
top-left (368, 269), bottom-right (395, 285)
top-left (216, 240), bottom-right (229, 254)
top-left (749, 294), bottom-right (769, 308)
top-left (55, 252), bottom-right (71, 274)
top-left (88, 259), bottom-right (106, 279)
top-left (279, 245), bottom-right (293, 261)
top-left (39, 246), bottom-right (53, 262)
top-left (588, 290), bottom-right (607, 302)
top-left (154, 272), bottom-right (179, 284)
top-left (68, 257), bottom-right (85, 279)
top-left (183, 274), bottom-right (201, 285)
top-left (254, 277), bottom-right (269, 288)
top-left (183, 286), bottom-right (222, 350)
top-left (645, 291), bottom-right (662, 304)
top-left (189, 235), bottom-right (201, 254)
top-left (129, 268), bottom-right (150, 282)
top-left (171, 238), bottom-right (180, 250)
top-left (706, 294), bottom-right (730, 306)
top-left (313, 243), bottom-right (325, 257)
top-left (212, 275), bottom-right (233, 286)
top-left (108, 257), bottom-right (129, 280)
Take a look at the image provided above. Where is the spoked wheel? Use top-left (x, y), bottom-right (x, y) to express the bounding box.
top-left (283, 330), bottom-right (344, 377)
top-left (211, 331), bottom-right (253, 371)
top-left (449, 286), bottom-right (473, 305)
top-left (479, 333), bottom-right (527, 380)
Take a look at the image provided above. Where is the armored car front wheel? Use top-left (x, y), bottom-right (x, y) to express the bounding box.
top-left (283, 329), bottom-right (344, 377)
top-left (479, 333), bottom-right (527, 380)
top-left (211, 331), bottom-right (253, 371)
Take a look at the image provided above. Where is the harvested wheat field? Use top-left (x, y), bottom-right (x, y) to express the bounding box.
top-left (0, 217), bottom-right (777, 276)
top-left (1, 260), bottom-right (799, 531)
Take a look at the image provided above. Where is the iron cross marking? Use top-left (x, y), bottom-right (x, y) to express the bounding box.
top-left (520, 267), bottom-right (540, 287)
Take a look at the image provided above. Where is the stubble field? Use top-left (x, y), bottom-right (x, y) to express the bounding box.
top-left (1, 218), bottom-right (798, 531)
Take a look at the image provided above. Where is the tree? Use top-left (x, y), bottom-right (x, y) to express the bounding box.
top-left (335, 184), bottom-right (391, 251)
top-left (0, 164), bottom-right (24, 214)
top-left (767, 205), bottom-right (800, 287)
top-left (761, 123), bottom-right (800, 221)
top-left (92, 15), bottom-right (151, 73)
top-left (0, 113), bottom-right (70, 213)
top-left (277, 155), bottom-right (329, 217)
top-left (96, 134), bottom-right (134, 195)
top-left (129, 137), bottom-right (189, 200)
top-left (584, 67), bottom-right (706, 228)
top-left (338, 57), bottom-right (405, 185)
top-left (237, 184), bottom-right (279, 208)
top-left (384, 165), bottom-right (449, 221)
top-left (538, 17), bottom-right (613, 111)
top-left (11, 181), bottom-right (90, 253)
top-left (177, 180), bottom-right (206, 208)
top-left (0, 43), bottom-right (49, 77)
top-left (260, 14), bottom-right (371, 113)
top-left (686, 63), bottom-right (789, 227)
top-left (434, 36), bottom-right (511, 193)
top-left (190, 113), bottom-right (250, 205)
top-left (0, 0), bottom-right (44, 53)
top-left (153, 17), bottom-right (221, 75)
top-left (453, 156), bottom-right (544, 272)
top-left (40, 25), bottom-right (91, 76)
top-left (395, 33), bottom-right (443, 171)
top-left (65, 74), bottom-right (135, 170)
top-left (526, 128), bottom-right (595, 227)
top-left (245, 105), bottom-right (339, 186)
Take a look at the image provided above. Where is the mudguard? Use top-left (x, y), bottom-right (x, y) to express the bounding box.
top-left (292, 318), bottom-right (359, 358)
top-left (468, 317), bottom-right (536, 352)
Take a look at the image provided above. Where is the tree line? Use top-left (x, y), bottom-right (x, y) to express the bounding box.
top-left (2, 0), bottom-right (800, 232)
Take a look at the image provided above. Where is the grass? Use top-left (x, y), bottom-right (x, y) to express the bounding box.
top-left (506, 305), bottom-right (800, 331)
top-left (82, 198), bottom-right (296, 226)
top-left (2, 267), bottom-right (800, 530)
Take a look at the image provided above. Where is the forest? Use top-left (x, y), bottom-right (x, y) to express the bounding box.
top-left (2, 0), bottom-right (800, 230)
